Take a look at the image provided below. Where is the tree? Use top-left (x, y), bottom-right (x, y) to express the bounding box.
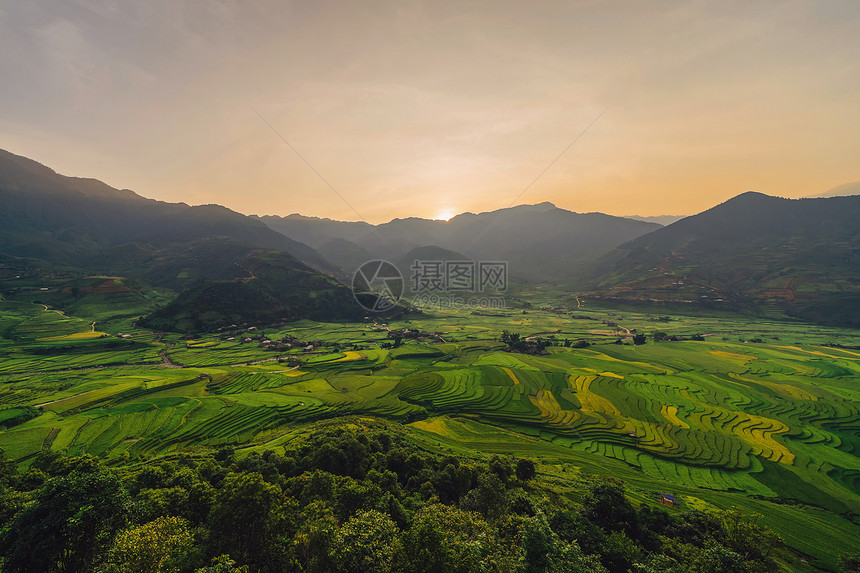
top-left (690, 541), bottom-right (749, 573)
top-left (718, 510), bottom-right (781, 570)
top-left (292, 501), bottom-right (338, 573)
top-left (460, 471), bottom-right (508, 519)
top-left (0, 448), bottom-right (16, 487)
top-left (516, 459), bottom-right (537, 482)
top-left (208, 472), bottom-right (282, 568)
top-left (37, 453), bottom-right (101, 476)
top-left (133, 465), bottom-right (169, 491)
top-left (333, 477), bottom-right (384, 520)
top-left (302, 432), bottom-right (369, 477)
top-left (194, 555), bottom-right (249, 572)
top-left (632, 334), bottom-right (647, 345)
top-left (431, 461), bottom-right (476, 503)
top-left (549, 510), bottom-right (608, 557)
top-left (631, 554), bottom-right (687, 573)
top-left (134, 486), bottom-right (190, 523)
top-left (501, 330), bottom-right (521, 347)
top-left (519, 511), bottom-right (607, 573)
top-left (397, 504), bottom-right (507, 573)
top-left (489, 455), bottom-right (514, 483)
top-left (0, 469), bottom-right (130, 572)
top-left (582, 480), bottom-right (640, 540)
top-left (599, 531), bottom-right (641, 573)
top-left (331, 509), bottom-right (399, 573)
top-left (101, 516), bottom-right (196, 573)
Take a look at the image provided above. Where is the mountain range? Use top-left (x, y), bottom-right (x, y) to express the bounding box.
top-left (588, 192), bottom-right (860, 325)
top-left (0, 149), bottom-right (366, 330)
top-left (622, 214), bottom-right (688, 226)
top-left (257, 203), bottom-right (660, 284)
top-left (809, 181), bottom-right (860, 198)
top-left (1, 148), bottom-right (858, 328)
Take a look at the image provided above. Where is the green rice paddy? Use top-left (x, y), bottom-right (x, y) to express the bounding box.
top-left (1, 295), bottom-right (859, 567)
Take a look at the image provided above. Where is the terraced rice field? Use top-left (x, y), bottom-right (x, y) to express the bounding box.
top-left (1, 297), bottom-right (859, 565)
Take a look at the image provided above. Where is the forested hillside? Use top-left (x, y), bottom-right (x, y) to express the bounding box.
top-left (0, 421), bottom-right (800, 573)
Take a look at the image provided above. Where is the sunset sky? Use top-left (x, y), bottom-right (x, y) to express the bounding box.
top-left (1, 1), bottom-right (858, 223)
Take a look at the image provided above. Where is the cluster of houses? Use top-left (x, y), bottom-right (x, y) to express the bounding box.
top-left (387, 328), bottom-right (449, 344)
top-left (212, 328), bottom-right (319, 352)
top-left (208, 325), bottom-right (378, 354)
top-left (178, 318), bottom-right (455, 356)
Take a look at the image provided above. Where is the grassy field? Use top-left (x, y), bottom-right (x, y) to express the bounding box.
top-left (0, 290), bottom-right (858, 568)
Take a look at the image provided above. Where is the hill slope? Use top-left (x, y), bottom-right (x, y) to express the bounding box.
top-left (588, 192), bottom-right (860, 325)
top-left (0, 149), bottom-right (375, 330)
top-left (0, 149), bottom-right (331, 273)
top-left (139, 249), bottom-right (370, 332)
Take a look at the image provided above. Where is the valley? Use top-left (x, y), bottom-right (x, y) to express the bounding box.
top-left (1, 149), bottom-right (859, 570)
top-left (1, 282), bottom-right (858, 569)
top-left (3, 3), bottom-right (858, 569)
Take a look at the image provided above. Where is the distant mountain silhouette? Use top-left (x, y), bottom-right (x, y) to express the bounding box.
top-left (259, 202), bottom-right (659, 283)
top-left (254, 213), bottom-right (374, 246)
top-left (588, 192), bottom-right (860, 326)
top-left (314, 237), bottom-right (375, 275)
top-left (395, 245), bottom-right (468, 267)
top-left (623, 214), bottom-right (686, 226)
top-left (808, 181), bottom-right (860, 198)
top-left (0, 149), bottom-right (331, 273)
top-left (7, 149), bottom-right (855, 328)
top-left (393, 246), bottom-right (471, 294)
top-left (0, 149), bottom-right (372, 330)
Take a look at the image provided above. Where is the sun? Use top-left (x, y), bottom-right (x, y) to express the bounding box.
top-left (434, 208), bottom-right (457, 221)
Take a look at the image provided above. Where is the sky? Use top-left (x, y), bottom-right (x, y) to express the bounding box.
top-left (1, 0), bottom-right (858, 224)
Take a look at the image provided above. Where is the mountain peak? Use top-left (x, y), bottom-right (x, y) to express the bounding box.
top-left (729, 191), bottom-right (775, 201)
top-left (530, 201), bottom-right (557, 209)
top-left (512, 201), bottom-right (557, 211)
top-left (0, 148), bottom-right (142, 202)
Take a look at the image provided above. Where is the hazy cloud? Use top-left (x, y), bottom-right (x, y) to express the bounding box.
top-left (1, 0), bottom-right (858, 222)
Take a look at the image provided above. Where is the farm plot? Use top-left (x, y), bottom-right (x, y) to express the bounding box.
top-left (2, 293), bottom-right (860, 523)
top-left (384, 339), bottom-right (860, 515)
